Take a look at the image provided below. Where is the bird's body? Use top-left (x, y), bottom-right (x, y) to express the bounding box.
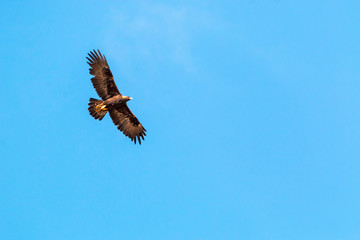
top-left (87, 50), bottom-right (146, 144)
top-left (104, 95), bottom-right (128, 107)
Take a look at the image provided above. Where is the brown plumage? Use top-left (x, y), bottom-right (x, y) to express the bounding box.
top-left (87, 49), bottom-right (146, 144)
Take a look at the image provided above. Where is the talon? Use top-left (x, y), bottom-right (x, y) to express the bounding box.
top-left (96, 104), bottom-right (108, 111)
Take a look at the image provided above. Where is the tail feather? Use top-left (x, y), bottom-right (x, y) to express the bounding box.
top-left (88, 98), bottom-right (107, 120)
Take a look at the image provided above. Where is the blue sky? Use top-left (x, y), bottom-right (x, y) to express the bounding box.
top-left (1, 0), bottom-right (360, 239)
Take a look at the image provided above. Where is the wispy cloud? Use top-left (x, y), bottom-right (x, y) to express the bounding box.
top-left (103, 2), bottom-right (214, 74)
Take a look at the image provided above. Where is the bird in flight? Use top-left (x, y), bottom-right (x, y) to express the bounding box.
top-left (86, 49), bottom-right (146, 144)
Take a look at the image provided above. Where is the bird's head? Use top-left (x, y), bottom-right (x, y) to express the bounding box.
top-left (122, 96), bottom-right (133, 102)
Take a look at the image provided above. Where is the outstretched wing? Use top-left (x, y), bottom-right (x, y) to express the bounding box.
top-left (86, 49), bottom-right (120, 100)
top-left (109, 104), bottom-right (146, 144)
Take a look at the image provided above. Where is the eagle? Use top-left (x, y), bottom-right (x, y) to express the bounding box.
top-left (86, 49), bottom-right (146, 144)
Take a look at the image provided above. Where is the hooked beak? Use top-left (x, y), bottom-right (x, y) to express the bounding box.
top-left (129, 97), bottom-right (133, 100)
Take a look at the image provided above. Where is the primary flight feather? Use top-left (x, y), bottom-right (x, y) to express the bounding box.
top-left (86, 49), bottom-right (146, 144)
